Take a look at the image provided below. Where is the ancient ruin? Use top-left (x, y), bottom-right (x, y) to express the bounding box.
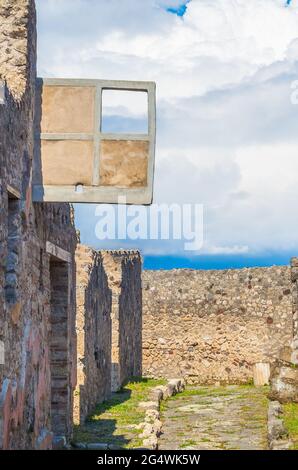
top-left (0, 0), bottom-right (77, 449)
top-left (74, 246), bottom-right (142, 424)
top-left (74, 245), bottom-right (112, 425)
top-left (0, 0), bottom-right (297, 453)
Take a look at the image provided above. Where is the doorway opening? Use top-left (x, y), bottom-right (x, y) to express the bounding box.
top-left (49, 258), bottom-right (70, 445)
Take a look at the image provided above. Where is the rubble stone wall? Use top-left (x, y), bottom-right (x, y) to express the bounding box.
top-left (0, 0), bottom-right (77, 450)
top-left (102, 251), bottom-right (142, 391)
top-left (74, 245), bottom-right (112, 425)
top-left (142, 266), bottom-right (294, 384)
top-left (291, 258), bottom-right (298, 364)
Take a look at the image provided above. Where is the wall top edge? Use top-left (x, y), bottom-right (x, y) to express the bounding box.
top-left (76, 244), bottom-right (141, 258)
top-left (36, 77), bottom-right (156, 92)
top-left (100, 249), bottom-right (142, 256)
top-left (143, 264), bottom-right (291, 275)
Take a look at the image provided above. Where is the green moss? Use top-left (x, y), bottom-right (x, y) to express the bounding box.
top-left (283, 403), bottom-right (298, 450)
top-left (179, 439), bottom-right (197, 449)
top-left (201, 437), bottom-right (211, 442)
top-left (289, 363), bottom-right (298, 369)
top-left (73, 377), bottom-right (166, 449)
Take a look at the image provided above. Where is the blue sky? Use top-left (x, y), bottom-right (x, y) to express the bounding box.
top-left (36, 0), bottom-right (298, 269)
top-left (166, 0), bottom-right (191, 16)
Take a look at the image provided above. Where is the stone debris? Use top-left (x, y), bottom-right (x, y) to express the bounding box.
top-left (270, 362), bottom-right (298, 403)
top-left (267, 400), bottom-right (293, 450)
top-left (138, 379), bottom-right (185, 450)
top-left (72, 442), bottom-right (122, 450)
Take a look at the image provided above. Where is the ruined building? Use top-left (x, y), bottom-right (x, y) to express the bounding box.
top-left (0, 0), bottom-right (144, 449)
top-left (74, 247), bottom-right (142, 424)
top-left (102, 250), bottom-right (142, 393)
top-left (0, 0), bottom-right (77, 449)
top-left (74, 245), bottom-right (112, 425)
top-left (1, 0), bottom-right (297, 453)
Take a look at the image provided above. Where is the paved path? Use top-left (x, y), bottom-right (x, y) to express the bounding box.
top-left (159, 385), bottom-right (269, 450)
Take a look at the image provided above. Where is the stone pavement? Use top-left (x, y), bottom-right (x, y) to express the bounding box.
top-left (159, 385), bottom-right (269, 450)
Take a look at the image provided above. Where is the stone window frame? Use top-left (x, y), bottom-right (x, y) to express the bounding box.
top-left (32, 78), bottom-right (156, 205)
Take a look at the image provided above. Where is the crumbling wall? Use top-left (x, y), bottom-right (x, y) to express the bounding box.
top-left (102, 251), bottom-right (142, 391)
top-left (269, 258), bottom-right (298, 403)
top-left (0, 0), bottom-right (77, 450)
top-left (291, 257), bottom-right (298, 365)
top-left (142, 266), bottom-right (294, 384)
top-left (74, 245), bottom-right (112, 425)
top-left (0, 0), bottom-right (31, 100)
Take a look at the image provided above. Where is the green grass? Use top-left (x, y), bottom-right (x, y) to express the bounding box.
top-left (179, 439), bottom-right (197, 449)
top-left (163, 385), bottom-right (269, 404)
top-left (283, 403), bottom-right (298, 450)
top-left (73, 377), bottom-right (165, 449)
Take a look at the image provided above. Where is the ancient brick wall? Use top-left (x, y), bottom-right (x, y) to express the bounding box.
top-left (0, 0), bottom-right (77, 450)
top-left (142, 266), bottom-right (294, 384)
top-left (102, 251), bottom-right (142, 391)
top-left (74, 245), bottom-right (112, 425)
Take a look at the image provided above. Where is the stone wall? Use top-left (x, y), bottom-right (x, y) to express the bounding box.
top-left (74, 245), bottom-right (112, 425)
top-left (0, 0), bottom-right (77, 450)
top-left (102, 251), bottom-right (142, 392)
top-left (269, 258), bottom-right (298, 403)
top-left (142, 266), bottom-right (294, 384)
top-left (291, 257), bottom-right (298, 364)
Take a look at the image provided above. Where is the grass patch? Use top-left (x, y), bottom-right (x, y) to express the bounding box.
top-left (179, 439), bottom-right (197, 449)
top-left (73, 377), bottom-right (165, 449)
top-left (283, 403), bottom-right (298, 450)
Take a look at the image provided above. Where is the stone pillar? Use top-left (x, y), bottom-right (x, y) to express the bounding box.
top-left (74, 245), bottom-right (112, 424)
top-left (102, 252), bottom-right (123, 392)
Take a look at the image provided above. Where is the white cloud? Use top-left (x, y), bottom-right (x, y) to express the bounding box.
top-left (36, 0), bottom-right (298, 258)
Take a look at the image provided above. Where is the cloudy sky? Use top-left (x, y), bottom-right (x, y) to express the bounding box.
top-left (36, 0), bottom-right (298, 269)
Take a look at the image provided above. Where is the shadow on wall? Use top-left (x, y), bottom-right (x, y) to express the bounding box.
top-left (73, 387), bottom-right (133, 448)
top-left (73, 419), bottom-right (130, 449)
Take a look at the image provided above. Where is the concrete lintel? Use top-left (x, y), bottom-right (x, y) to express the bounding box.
top-left (33, 185), bottom-right (153, 205)
top-left (46, 241), bottom-right (72, 263)
top-left (38, 77), bottom-right (156, 92)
